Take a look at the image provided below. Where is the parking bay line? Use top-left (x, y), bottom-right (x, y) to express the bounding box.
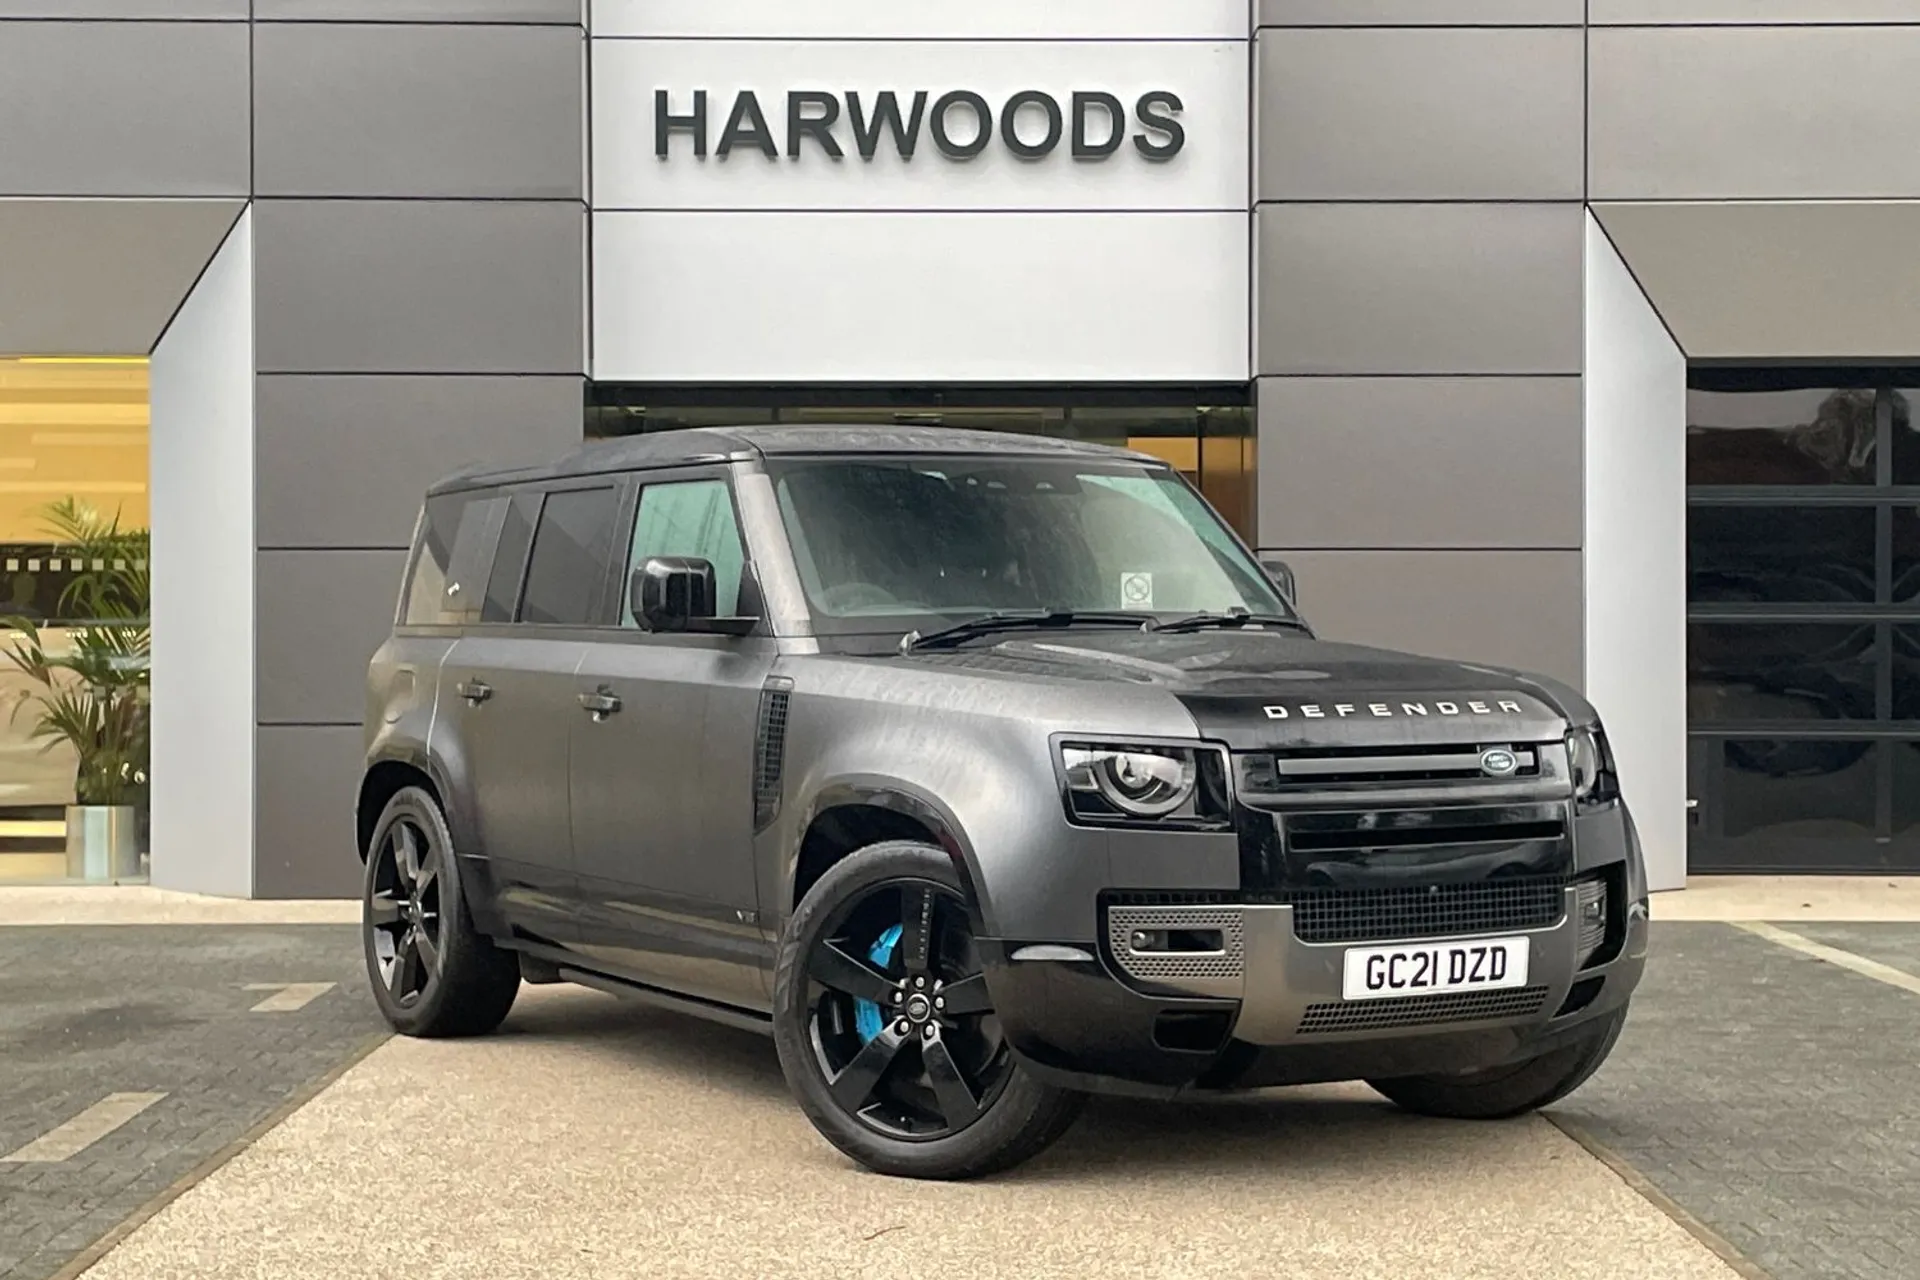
top-left (242, 982), bottom-right (336, 1012)
top-left (2, 1092), bottom-right (167, 1164)
top-left (1734, 921), bottom-right (1920, 998)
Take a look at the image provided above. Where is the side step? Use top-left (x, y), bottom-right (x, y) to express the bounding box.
top-left (555, 965), bottom-right (774, 1038)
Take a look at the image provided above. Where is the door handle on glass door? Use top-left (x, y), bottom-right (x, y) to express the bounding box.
top-left (456, 679), bottom-right (492, 705)
top-left (579, 690), bottom-right (622, 720)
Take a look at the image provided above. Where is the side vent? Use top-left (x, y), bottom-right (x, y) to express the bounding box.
top-left (753, 677), bottom-right (795, 831)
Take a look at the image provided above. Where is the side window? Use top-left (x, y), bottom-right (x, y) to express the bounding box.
top-left (518, 486), bottom-right (620, 626)
top-left (402, 491), bottom-right (497, 626)
top-left (482, 492), bottom-right (538, 623)
top-left (624, 479), bottom-right (746, 624)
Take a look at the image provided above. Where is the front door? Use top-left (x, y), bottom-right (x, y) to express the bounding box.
top-left (569, 472), bottom-right (775, 1009)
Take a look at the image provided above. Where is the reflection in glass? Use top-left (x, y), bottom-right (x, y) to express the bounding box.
top-left (1721, 740), bottom-right (1875, 837)
top-left (1687, 387), bottom-right (1876, 486)
top-left (1687, 505), bottom-right (1875, 604)
top-left (1687, 622), bottom-right (1877, 723)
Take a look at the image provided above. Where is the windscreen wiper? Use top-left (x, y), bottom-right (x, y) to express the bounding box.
top-left (901, 609), bottom-right (1150, 653)
top-left (1147, 607), bottom-right (1311, 636)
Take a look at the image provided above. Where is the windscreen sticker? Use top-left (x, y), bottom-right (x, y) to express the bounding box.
top-left (1119, 571), bottom-right (1154, 610)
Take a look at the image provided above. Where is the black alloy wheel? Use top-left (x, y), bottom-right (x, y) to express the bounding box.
top-left (368, 813), bottom-right (443, 1008)
top-left (361, 786), bottom-right (520, 1038)
top-left (804, 877), bottom-right (1009, 1140)
top-left (773, 841), bottom-right (1085, 1180)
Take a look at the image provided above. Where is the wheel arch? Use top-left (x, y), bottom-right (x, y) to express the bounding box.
top-left (789, 779), bottom-right (987, 926)
top-left (357, 746), bottom-right (509, 937)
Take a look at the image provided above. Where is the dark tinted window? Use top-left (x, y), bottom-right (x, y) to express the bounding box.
top-left (1687, 386), bottom-right (1875, 486)
top-left (403, 492), bottom-right (485, 625)
top-left (518, 487), bottom-right (620, 626)
top-left (482, 492), bottom-right (538, 623)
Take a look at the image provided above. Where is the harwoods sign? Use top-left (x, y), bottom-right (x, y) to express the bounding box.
top-left (653, 88), bottom-right (1187, 162)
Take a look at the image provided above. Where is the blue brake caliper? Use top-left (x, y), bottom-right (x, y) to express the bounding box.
top-left (853, 923), bottom-right (904, 1043)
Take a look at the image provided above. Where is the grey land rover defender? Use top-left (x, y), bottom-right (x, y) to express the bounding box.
top-left (357, 425), bottom-right (1648, 1180)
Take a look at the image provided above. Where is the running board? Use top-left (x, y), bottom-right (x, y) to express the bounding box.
top-left (555, 966), bottom-right (774, 1038)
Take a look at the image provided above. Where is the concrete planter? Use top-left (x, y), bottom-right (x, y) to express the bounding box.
top-left (65, 804), bottom-right (141, 882)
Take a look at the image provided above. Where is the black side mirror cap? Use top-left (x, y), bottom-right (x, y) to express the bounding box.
top-left (630, 556), bottom-right (758, 635)
top-left (1258, 553), bottom-right (1299, 609)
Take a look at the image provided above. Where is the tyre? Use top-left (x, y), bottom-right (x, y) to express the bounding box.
top-left (1367, 1005), bottom-right (1628, 1121)
top-left (772, 840), bottom-right (1085, 1180)
top-left (361, 785), bottom-right (520, 1038)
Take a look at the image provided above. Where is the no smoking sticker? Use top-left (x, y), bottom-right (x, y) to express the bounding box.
top-left (1120, 571), bottom-right (1154, 610)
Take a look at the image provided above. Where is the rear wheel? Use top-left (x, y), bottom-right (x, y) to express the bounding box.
top-left (362, 786), bottom-right (520, 1038)
top-left (772, 841), bottom-right (1085, 1180)
top-left (1367, 1005), bottom-right (1628, 1120)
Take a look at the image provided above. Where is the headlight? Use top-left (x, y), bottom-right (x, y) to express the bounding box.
top-left (1566, 726), bottom-right (1616, 802)
top-left (1057, 741), bottom-right (1228, 825)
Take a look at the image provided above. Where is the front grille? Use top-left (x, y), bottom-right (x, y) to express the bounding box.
top-left (1240, 742), bottom-right (1546, 792)
top-left (1297, 985), bottom-right (1550, 1034)
top-left (1281, 875), bottom-right (1568, 944)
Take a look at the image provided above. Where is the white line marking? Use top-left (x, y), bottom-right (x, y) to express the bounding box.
top-left (2, 1092), bottom-right (167, 1163)
top-left (241, 982), bottom-right (336, 1012)
top-left (1736, 921), bottom-right (1920, 998)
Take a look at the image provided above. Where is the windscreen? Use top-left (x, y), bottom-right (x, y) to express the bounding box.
top-left (766, 455), bottom-right (1288, 632)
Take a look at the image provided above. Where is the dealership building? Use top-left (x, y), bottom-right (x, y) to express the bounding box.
top-left (2, 0), bottom-right (1916, 897)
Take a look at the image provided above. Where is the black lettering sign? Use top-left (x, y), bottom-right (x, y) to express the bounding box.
top-left (1072, 91), bottom-right (1125, 159)
top-left (930, 90), bottom-right (992, 160)
top-left (1366, 954), bottom-right (1386, 990)
top-left (655, 88), bottom-right (708, 158)
top-left (1134, 90), bottom-right (1185, 161)
top-left (1001, 89), bottom-right (1064, 160)
top-left (787, 90), bottom-right (845, 160)
top-left (847, 90), bottom-right (928, 160)
top-left (1489, 947), bottom-right (1508, 981)
top-left (716, 90), bottom-right (776, 159)
top-left (1448, 950), bottom-right (1468, 984)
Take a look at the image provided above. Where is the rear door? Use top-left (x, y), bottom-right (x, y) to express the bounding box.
top-left (569, 469), bottom-right (775, 1008)
top-left (438, 481), bottom-right (622, 948)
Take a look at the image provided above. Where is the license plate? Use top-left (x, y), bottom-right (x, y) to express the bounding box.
top-left (1341, 937), bottom-right (1529, 1002)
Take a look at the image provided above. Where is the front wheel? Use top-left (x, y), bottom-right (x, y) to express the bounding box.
top-left (772, 841), bottom-right (1085, 1180)
top-left (1367, 1005), bottom-right (1628, 1120)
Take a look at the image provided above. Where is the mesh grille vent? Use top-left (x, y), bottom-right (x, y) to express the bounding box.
top-left (752, 680), bottom-right (793, 831)
top-left (1297, 985), bottom-right (1550, 1035)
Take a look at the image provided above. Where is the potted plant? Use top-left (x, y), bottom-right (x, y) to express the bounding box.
top-left (1, 498), bottom-right (150, 881)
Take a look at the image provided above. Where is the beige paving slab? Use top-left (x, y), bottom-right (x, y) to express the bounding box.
top-left (1654, 875), bottom-right (1920, 922)
top-left (0, 884), bottom-right (358, 926)
top-left (87, 986), bottom-right (1737, 1280)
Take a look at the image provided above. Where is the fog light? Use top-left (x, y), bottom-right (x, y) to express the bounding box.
top-left (1576, 876), bottom-right (1608, 965)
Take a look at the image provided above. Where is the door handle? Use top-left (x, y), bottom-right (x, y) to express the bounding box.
top-left (578, 690), bottom-right (622, 720)
top-left (455, 678), bottom-right (492, 705)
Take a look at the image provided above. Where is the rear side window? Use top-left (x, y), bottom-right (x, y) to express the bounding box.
top-left (518, 486), bottom-right (620, 626)
top-left (482, 492), bottom-right (539, 623)
top-left (402, 492), bottom-right (497, 626)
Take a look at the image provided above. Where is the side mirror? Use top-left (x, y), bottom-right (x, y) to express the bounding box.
top-left (631, 556), bottom-right (716, 632)
top-left (1258, 553), bottom-right (1299, 609)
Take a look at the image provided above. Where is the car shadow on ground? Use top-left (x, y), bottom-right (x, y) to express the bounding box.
top-left (487, 986), bottom-right (1548, 1182)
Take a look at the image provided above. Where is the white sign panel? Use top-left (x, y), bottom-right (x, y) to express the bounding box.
top-left (592, 210), bottom-right (1250, 384)
top-left (592, 40), bottom-right (1249, 213)
top-left (590, 0), bottom-right (1248, 39)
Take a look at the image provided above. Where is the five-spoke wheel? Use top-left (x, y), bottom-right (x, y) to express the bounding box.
top-left (361, 785), bottom-right (520, 1038)
top-left (773, 840), bottom-right (1084, 1179)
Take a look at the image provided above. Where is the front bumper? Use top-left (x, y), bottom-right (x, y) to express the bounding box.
top-left (982, 878), bottom-right (1648, 1099)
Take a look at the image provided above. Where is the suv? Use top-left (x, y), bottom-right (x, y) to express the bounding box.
top-left (357, 426), bottom-right (1648, 1180)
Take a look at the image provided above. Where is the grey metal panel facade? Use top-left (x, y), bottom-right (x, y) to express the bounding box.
top-left (1258, 0), bottom-right (1584, 24)
top-left (255, 726), bottom-right (366, 900)
top-left (256, 375), bottom-right (585, 549)
top-left (1256, 28), bottom-right (1584, 203)
top-left (0, 21), bottom-right (249, 196)
top-left (0, 1), bottom-right (245, 14)
top-left (255, 550), bottom-right (412, 725)
top-left (1257, 378), bottom-right (1583, 551)
top-left (1591, 0), bottom-right (1920, 22)
top-left (252, 23), bottom-right (585, 199)
top-left (1257, 203), bottom-right (1585, 376)
top-left (1266, 551), bottom-right (1586, 690)
top-left (255, 0), bottom-right (582, 20)
top-left (252, 200), bottom-right (586, 375)
top-left (1590, 26), bottom-right (1920, 200)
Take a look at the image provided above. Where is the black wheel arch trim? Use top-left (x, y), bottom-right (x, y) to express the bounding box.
top-left (358, 743), bottom-right (510, 939)
top-left (790, 777), bottom-right (992, 930)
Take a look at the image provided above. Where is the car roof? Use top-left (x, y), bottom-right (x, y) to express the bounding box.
top-left (426, 423), bottom-right (1165, 495)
